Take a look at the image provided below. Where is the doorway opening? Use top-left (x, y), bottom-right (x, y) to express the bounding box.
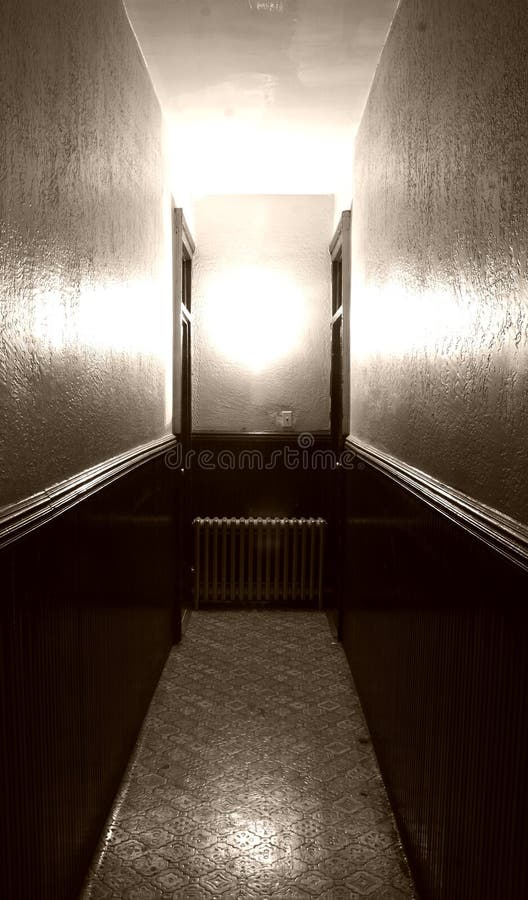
top-left (329, 210), bottom-right (351, 451)
top-left (172, 206), bottom-right (195, 633)
top-left (328, 210), bottom-right (351, 638)
top-left (173, 207), bottom-right (195, 446)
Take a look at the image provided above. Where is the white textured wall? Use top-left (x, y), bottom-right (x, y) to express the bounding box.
top-left (351, 0), bottom-right (528, 525)
top-left (0, 0), bottom-right (173, 508)
top-left (192, 195), bottom-right (333, 433)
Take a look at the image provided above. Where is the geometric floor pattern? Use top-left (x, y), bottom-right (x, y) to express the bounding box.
top-left (81, 611), bottom-right (417, 899)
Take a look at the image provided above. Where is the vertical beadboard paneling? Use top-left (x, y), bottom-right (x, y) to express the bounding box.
top-left (0, 453), bottom-right (180, 899)
top-left (342, 461), bottom-right (528, 900)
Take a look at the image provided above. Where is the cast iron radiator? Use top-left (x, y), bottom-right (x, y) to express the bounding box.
top-left (193, 517), bottom-right (326, 608)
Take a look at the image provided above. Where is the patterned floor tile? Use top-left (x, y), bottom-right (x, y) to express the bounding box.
top-left (112, 841), bottom-right (146, 863)
top-left (80, 612), bottom-right (416, 899)
top-left (319, 886), bottom-right (358, 900)
top-left (199, 868), bottom-right (238, 894)
top-left (122, 885), bottom-right (163, 900)
top-left (130, 852), bottom-right (171, 878)
top-left (295, 869), bottom-right (335, 895)
top-left (344, 869), bottom-right (386, 895)
top-left (271, 886), bottom-right (311, 899)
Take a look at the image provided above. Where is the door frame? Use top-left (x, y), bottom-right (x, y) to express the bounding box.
top-left (171, 206), bottom-right (195, 638)
top-left (328, 210), bottom-right (351, 640)
top-left (329, 210), bottom-right (351, 443)
top-left (172, 206), bottom-right (195, 439)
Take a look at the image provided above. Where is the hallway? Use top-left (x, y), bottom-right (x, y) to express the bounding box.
top-left (3, 0), bottom-right (528, 896)
top-left (81, 612), bottom-right (415, 899)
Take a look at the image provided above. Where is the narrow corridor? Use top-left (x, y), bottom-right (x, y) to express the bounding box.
top-left (81, 612), bottom-right (415, 899)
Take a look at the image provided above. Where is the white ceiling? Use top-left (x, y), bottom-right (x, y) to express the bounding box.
top-left (124, 0), bottom-right (399, 204)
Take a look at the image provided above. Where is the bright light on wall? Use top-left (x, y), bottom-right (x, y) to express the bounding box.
top-left (350, 280), bottom-right (507, 362)
top-left (33, 281), bottom-right (171, 358)
top-left (204, 266), bottom-right (307, 373)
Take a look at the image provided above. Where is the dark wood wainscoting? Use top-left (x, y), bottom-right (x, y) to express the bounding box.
top-left (188, 433), bottom-right (339, 607)
top-left (190, 433), bottom-right (334, 518)
top-left (342, 441), bottom-right (528, 900)
top-left (0, 440), bottom-right (182, 900)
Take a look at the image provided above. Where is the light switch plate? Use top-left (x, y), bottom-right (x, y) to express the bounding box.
top-left (281, 410), bottom-right (293, 428)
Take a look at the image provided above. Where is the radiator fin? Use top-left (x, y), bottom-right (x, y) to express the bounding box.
top-left (193, 517), bottom-right (326, 608)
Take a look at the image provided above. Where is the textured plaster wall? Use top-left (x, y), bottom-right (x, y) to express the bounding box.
top-left (351, 0), bottom-right (528, 524)
top-left (0, 0), bottom-right (173, 507)
top-left (192, 195), bottom-right (332, 433)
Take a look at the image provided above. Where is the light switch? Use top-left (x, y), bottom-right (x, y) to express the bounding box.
top-left (281, 410), bottom-right (293, 428)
